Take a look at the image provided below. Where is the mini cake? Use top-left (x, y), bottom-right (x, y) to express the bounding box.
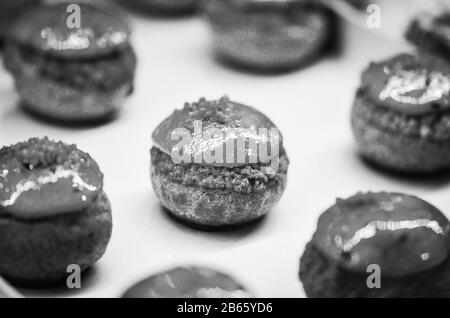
top-left (0, 0), bottom-right (40, 46)
top-left (3, 2), bottom-right (136, 123)
top-left (0, 137), bottom-right (112, 285)
top-left (203, 0), bottom-right (337, 72)
top-left (406, 13), bottom-right (450, 60)
top-left (116, 0), bottom-right (200, 15)
top-left (299, 192), bottom-right (450, 298)
top-left (151, 96), bottom-right (289, 229)
top-left (351, 52), bottom-right (450, 174)
top-left (122, 266), bottom-right (253, 298)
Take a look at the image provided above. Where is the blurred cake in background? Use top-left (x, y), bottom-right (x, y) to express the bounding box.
top-left (407, 12), bottom-right (450, 60)
top-left (351, 52), bottom-right (450, 174)
top-left (203, 0), bottom-right (338, 73)
top-left (2, 1), bottom-right (136, 124)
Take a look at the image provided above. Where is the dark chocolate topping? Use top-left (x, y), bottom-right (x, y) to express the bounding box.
top-left (0, 137), bottom-right (103, 219)
top-left (361, 53), bottom-right (450, 115)
top-left (122, 267), bottom-right (252, 298)
top-left (313, 192), bottom-right (450, 277)
top-left (9, 2), bottom-right (130, 58)
top-left (152, 96), bottom-right (281, 168)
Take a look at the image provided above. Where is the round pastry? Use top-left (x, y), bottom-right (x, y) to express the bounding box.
top-left (3, 2), bottom-right (136, 123)
top-left (122, 266), bottom-right (253, 298)
top-left (116, 0), bottom-right (200, 15)
top-left (203, 0), bottom-right (337, 72)
top-left (351, 52), bottom-right (450, 174)
top-left (299, 192), bottom-right (450, 298)
top-left (0, 0), bottom-right (40, 45)
top-left (406, 13), bottom-right (450, 60)
top-left (0, 137), bottom-right (112, 285)
top-left (151, 96), bottom-right (289, 229)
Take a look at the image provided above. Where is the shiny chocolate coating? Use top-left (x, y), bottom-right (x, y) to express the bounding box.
top-left (122, 267), bottom-right (253, 298)
top-left (0, 137), bottom-right (102, 219)
top-left (362, 53), bottom-right (450, 115)
top-left (152, 96), bottom-right (281, 168)
top-left (313, 192), bottom-right (450, 277)
top-left (8, 2), bottom-right (130, 58)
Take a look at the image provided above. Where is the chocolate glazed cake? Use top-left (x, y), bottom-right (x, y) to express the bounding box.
top-left (300, 192), bottom-right (450, 298)
top-left (351, 52), bottom-right (450, 174)
top-left (3, 2), bottom-right (136, 123)
top-left (0, 138), bottom-right (112, 286)
top-left (150, 96), bottom-right (289, 229)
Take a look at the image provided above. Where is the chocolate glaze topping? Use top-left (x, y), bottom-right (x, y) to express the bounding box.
top-left (8, 3), bottom-right (130, 59)
top-left (152, 96), bottom-right (281, 168)
top-left (0, 138), bottom-right (102, 219)
top-left (362, 53), bottom-right (450, 115)
top-left (123, 267), bottom-right (252, 298)
top-left (313, 192), bottom-right (450, 277)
